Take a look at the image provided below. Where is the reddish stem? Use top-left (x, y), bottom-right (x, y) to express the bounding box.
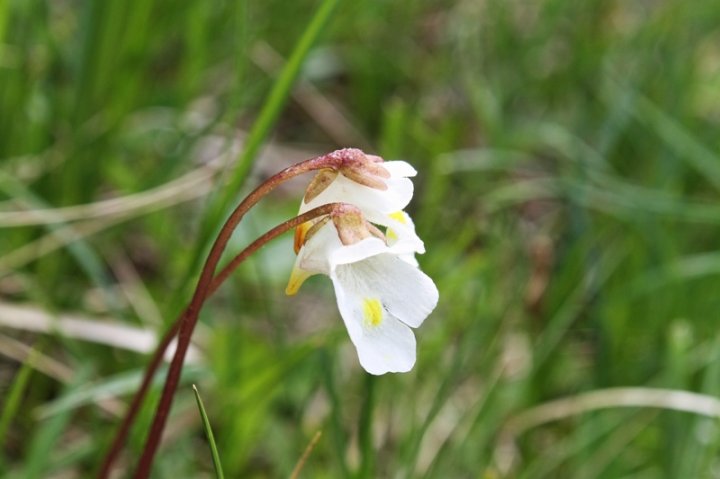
top-left (109, 150), bottom-right (356, 479)
top-left (97, 321), bottom-right (180, 478)
top-left (131, 206), bottom-right (338, 478)
top-left (99, 200), bottom-right (335, 475)
top-left (99, 202), bottom-right (348, 477)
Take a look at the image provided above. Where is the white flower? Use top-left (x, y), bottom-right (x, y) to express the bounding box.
top-left (298, 152), bottom-right (425, 259)
top-left (301, 156), bottom-right (418, 226)
top-left (286, 208), bottom-right (438, 375)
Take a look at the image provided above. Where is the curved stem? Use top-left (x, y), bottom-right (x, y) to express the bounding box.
top-left (97, 320), bottom-right (180, 478)
top-left (100, 204), bottom-right (344, 476)
top-left (99, 150), bottom-right (350, 478)
top-left (133, 204), bottom-right (338, 478)
top-left (98, 149), bottom-right (364, 479)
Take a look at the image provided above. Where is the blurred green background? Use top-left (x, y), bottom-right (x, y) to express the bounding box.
top-left (2, 0), bottom-right (720, 477)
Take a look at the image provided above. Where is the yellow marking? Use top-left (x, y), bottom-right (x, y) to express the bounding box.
top-left (285, 265), bottom-right (313, 296)
top-left (362, 298), bottom-right (383, 327)
top-left (386, 228), bottom-right (398, 241)
top-left (389, 211), bottom-right (407, 224)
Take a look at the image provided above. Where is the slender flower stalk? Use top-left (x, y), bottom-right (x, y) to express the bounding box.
top-left (99, 149), bottom-right (378, 478)
top-left (97, 321), bottom-right (178, 478)
top-left (97, 205), bottom-right (339, 478)
top-left (132, 205), bottom-right (343, 478)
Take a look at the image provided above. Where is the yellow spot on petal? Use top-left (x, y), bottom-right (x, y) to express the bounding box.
top-left (285, 265), bottom-right (313, 296)
top-left (389, 211), bottom-right (407, 224)
top-left (386, 228), bottom-right (398, 241)
top-left (362, 298), bottom-right (383, 327)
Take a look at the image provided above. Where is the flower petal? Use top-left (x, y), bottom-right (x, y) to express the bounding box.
top-left (285, 222), bottom-right (336, 295)
top-left (336, 255), bottom-right (438, 328)
top-left (331, 273), bottom-right (417, 375)
top-left (383, 160), bottom-right (417, 178)
top-left (399, 254), bottom-right (419, 267)
top-left (294, 220), bottom-right (340, 276)
top-left (385, 211), bottom-right (425, 255)
top-left (301, 174), bottom-right (413, 223)
top-left (285, 258), bottom-right (316, 295)
top-left (329, 236), bottom-right (388, 267)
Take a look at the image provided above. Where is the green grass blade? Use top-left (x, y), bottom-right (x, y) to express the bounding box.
top-left (0, 172), bottom-right (116, 308)
top-left (37, 364), bottom-right (205, 419)
top-left (0, 0), bottom-right (9, 47)
top-left (193, 385), bottom-right (224, 479)
top-left (175, 0), bottom-right (342, 310)
top-left (221, 0), bottom-right (340, 207)
top-left (633, 93), bottom-right (720, 192)
top-left (22, 366), bottom-right (93, 479)
top-left (357, 374), bottom-right (376, 479)
top-left (0, 342), bottom-right (40, 470)
top-left (319, 348), bottom-right (351, 478)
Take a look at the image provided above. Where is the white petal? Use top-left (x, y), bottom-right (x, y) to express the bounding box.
top-left (301, 174), bottom-right (413, 221)
top-left (285, 254), bottom-right (317, 295)
top-left (295, 220), bottom-right (341, 275)
top-left (385, 211), bottom-right (425, 254)
top-left (333, 254), bottom-right (438, 329)
top-left (383, 160), bottom-right (417, 178)
top-left (329, 236), bottom-right (389, 267)
top-left (331, 274), bottom-right (417, 375)
top-left (399, 254), bottom-right (419, 267)
top-left (285, 223), bottom-right (335, 295)
top-left (294, 223), bottom-right (393, 279)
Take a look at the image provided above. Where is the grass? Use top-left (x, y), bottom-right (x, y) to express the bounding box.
top-left (193, 385), bottom-right (224, 479)
top-left (2, 0), bottom-right (720, 477)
